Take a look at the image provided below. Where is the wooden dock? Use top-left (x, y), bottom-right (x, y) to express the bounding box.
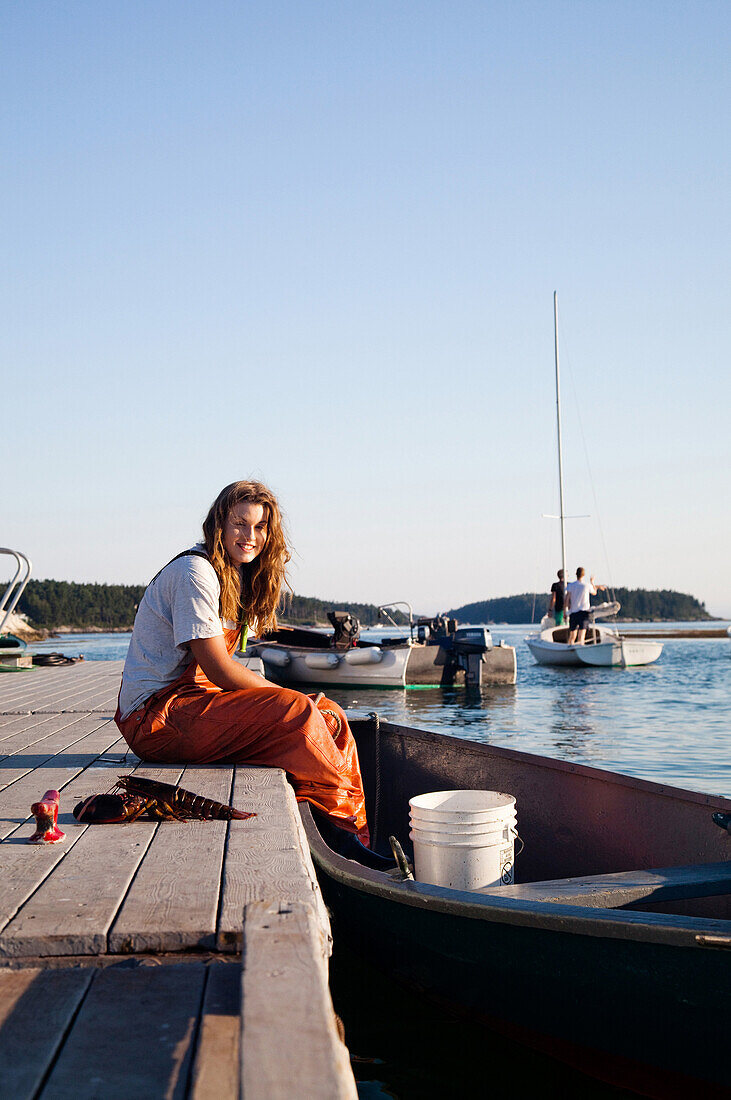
top-left (0, 660), bottom-right (357, 1099)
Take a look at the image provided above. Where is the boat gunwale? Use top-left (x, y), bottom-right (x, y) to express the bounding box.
top-left (301, 802), bottom-right (731, 948)
top-left (374, 718), bottom-right (731, 811)
top-left (301, 717), bottom-right (731, 948)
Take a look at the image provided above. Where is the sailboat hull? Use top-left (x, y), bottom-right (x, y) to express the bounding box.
top-left (526, 621), bottom-right (621, 667)
top-left (575, 640), bottom-right (663, 668)
top-left (525, 637), bottom-right (584, 666)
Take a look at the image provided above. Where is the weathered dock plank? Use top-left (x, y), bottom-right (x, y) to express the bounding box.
top-left (0, 738), bottom-right (136, 937)
top-left (108, 766), bottom-right (233, 954)
top-left (37, 960), bottom-right (207, 1100)
top-left (0, 662), bottom-right (121, 714)
top-left (0, 819), bottom-right (90, 937)
top-left (0, 711), bottom-right (112, 760)
top-left (0, 765), bottom-right (177, 957)
top-left (0, 718), bottom-right (121, 796)
top-left (0, 725), bottom-right (127, 837)
top-left (217, 768), bottom-right (328, 952)
top-left (189, 960), bottom-right (240, 1100)
top-left (241, 901), bottom-right (356, 1100)
top-left (0, 710), bottom-right (60, 739)
top-left (0, 966), bottom-right (94, 1100)
top-left (0, 820), bottom-right (157, 957)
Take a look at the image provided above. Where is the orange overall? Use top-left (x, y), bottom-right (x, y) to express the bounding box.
top-left (115, 626), bottom-right (369, 844)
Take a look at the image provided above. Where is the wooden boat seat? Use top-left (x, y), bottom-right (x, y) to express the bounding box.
top-left (478, 860), bottom-right (731, 908)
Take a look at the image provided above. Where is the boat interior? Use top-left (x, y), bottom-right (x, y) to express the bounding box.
top-left (347, 716), bottom-right (731, 921)
top-left (258, 625), bottom-right (384, 650)
top-left (545, 625), bottom-right (602, 644)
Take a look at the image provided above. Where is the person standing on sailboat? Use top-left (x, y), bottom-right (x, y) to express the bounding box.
top-left (566, 567), bottom-right (607, 645)
top-left (548, 569), bottom-right (566, 626)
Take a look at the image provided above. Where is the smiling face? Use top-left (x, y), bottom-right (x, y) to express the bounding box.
top-left (223, 500), bottom-right (268, 566)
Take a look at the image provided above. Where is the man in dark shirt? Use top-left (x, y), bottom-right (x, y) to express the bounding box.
top-left (548, 569), bottom-right (566, 626)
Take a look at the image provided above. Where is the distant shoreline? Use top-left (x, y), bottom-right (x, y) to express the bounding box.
top-left (38, 623), bottom-right (730, 641)
top-left (11, 616), bottom-right (727, 641)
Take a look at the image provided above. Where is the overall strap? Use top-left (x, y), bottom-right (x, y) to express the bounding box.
top-left (149, 551), bottom-right (249, 639)
top-left (148, 549), bottom-right (211, 586)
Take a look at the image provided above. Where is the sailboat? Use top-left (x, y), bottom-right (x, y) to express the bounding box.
top-left (525, 296), bottom-right (662, 669)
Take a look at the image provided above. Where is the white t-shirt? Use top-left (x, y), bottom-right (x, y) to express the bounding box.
top-left (566, 577), bottom-right (597, 613)
top-left (119, 547), bottom-right (227, 719)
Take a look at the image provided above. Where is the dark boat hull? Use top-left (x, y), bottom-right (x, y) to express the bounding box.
top-left (303, 716), bottom-right (731, 1097)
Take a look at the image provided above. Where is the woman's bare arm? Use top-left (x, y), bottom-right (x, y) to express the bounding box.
top-left (189, 635), bottom-right (268, 690)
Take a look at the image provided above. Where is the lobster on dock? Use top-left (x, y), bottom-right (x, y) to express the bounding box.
top-left (73, 775), bottom-right (257, 825)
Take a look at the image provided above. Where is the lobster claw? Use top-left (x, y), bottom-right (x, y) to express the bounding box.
top-left (73, 794), bottom-right (130, 824)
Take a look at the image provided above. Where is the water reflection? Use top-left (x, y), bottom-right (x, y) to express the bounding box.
top-left (327, 635), bottom-right (731, 797)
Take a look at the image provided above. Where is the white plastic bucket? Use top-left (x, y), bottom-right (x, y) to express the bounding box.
top-left (409, 790), bottom-right (518, 891)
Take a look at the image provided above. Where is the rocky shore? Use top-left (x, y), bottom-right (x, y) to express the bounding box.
top-left (0, 613), bottom-right (47, 642)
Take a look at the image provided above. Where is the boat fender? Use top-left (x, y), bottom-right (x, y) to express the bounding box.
top-left (304, 652), bottom-right (341, 670)
top-left (343, 647), bottom-right (383, 665)
top-left (260, 647), bottom-right (291, 668)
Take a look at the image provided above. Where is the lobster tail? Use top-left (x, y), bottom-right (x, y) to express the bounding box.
top-left (113, 775), bottom-right (257, 822)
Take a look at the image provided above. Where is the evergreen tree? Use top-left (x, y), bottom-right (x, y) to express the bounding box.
top-left (9, 578), bottom-right (712, 631)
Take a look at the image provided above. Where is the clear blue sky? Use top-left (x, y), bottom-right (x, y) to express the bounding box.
top-left (4, 1), bottom-right (730, 617)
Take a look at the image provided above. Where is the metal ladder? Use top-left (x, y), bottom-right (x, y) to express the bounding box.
top-left (0, 548), bottom-right (33, 642)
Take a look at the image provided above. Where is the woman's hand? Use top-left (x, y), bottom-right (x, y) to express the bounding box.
top-left (189, 635), bottom-right (268, 691)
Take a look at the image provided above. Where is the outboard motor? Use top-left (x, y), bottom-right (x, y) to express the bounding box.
top-left (327, 610), bottom-right (361, 650)
top-left (437, 626), bottom-right (493, 687)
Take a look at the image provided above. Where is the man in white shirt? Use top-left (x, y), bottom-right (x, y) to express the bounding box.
top-left (566, 567), bottom-right (606, 645)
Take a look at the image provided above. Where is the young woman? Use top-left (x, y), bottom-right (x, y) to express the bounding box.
top-left (116, 480), bottom-right (381, 860)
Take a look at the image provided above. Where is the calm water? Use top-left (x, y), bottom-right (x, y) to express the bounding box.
top-left (33, 623), bottom-right (731, 797)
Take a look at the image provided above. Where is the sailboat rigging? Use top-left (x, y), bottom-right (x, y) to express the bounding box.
top-left (525, 294), bottom-right (662, 668)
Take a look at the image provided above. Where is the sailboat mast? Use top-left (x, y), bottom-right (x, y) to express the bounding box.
top-left (554, 292), bottom-right (568, 589)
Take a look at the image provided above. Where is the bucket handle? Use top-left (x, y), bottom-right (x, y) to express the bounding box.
top-left (511, 827), bottom-right (525, 858)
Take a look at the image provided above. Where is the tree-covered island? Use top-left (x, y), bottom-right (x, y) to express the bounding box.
top-left (446, 589), bottom-right (712, 625)
top-left (4, 579), bottom-right (714, 634)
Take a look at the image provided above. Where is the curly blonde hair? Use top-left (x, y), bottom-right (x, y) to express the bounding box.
top-left (202, 481), bottom-right (291, 633)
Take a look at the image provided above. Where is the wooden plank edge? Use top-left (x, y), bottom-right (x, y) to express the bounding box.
top-left (217, 769), bottom-right (331, 954)
top-left (240, 900), bottom-right (356, 1100)
top-left (189, 959), bottom-right (240, 1100)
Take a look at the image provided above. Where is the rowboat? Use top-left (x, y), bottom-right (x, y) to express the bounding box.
top-left (301, 714), bottom-right (731, 1097)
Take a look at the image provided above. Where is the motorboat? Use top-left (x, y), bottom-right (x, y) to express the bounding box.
top-left (244, 605), bottom-right (517, 688)
top-left (301, 713), bottom-right (731, 1097)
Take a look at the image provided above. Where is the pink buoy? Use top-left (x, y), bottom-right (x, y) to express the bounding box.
top-left (28, 789), bottom-right (65, 843)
